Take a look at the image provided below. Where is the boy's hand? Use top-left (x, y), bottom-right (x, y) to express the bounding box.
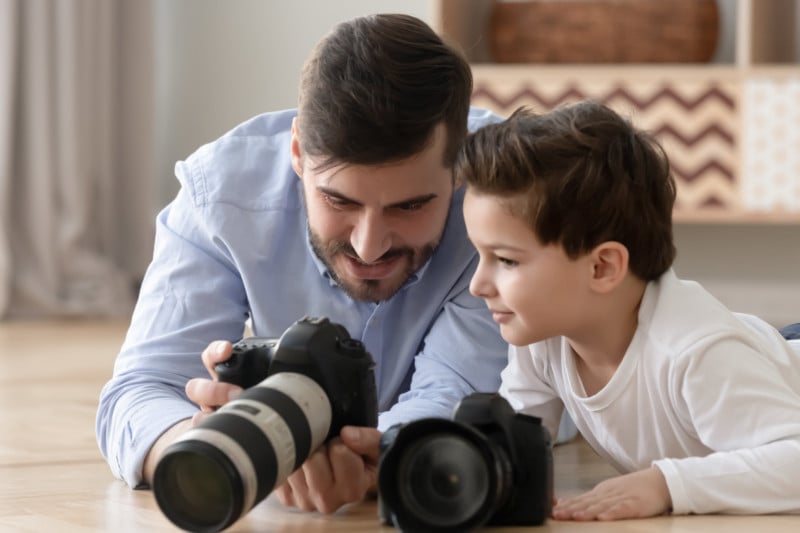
top-left (552, 466), bottom-right (671, 521)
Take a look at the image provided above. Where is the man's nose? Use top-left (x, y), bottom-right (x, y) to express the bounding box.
top-left (350, 210), bottom-right (392, 264)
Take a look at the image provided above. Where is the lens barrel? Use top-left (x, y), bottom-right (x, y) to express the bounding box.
top-left (154, 372), bottom-right (332, 532)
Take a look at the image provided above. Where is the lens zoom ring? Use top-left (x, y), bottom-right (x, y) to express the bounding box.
top-left (200, 413), bottom-right (279, 504)
top-left (241, 387), bottom-right (313, 471)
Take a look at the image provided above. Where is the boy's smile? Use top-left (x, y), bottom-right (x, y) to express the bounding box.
top-left (488, 308), bottom-right (514, 324)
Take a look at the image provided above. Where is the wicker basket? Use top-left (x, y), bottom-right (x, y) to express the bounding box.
top-left (489, 0), bottom-right (720, 63)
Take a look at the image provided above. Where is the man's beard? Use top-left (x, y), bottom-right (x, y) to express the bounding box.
top-left (309, 228), bottom-right (437, 302)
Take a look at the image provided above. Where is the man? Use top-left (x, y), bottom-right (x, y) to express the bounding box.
top-left (96, 14), bottom-right (508, 514)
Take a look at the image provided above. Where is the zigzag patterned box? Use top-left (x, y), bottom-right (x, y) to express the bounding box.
top-left (470, 67), bottom-right (742, 218)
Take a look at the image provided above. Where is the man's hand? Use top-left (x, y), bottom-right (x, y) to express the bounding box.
top-left (185, 340), bottom-right (243, 425)
top-left (145, 339), bottom-right (380, 516)
top-left (552, 466), bottom-right (672, 521)
top-left (274, 426), bottom-right (382, 514)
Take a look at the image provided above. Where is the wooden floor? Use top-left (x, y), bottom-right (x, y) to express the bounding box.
top-left (1, 320), bottom-right (798, 532)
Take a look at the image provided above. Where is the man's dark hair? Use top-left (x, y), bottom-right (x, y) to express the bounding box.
top-left (454, 101), bottom-right (677, 281)
top-left (297, 14), bottom-right (472, 171)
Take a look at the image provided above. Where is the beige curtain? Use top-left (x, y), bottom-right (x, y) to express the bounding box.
top-left (0, 0), bottom-right (156, 318)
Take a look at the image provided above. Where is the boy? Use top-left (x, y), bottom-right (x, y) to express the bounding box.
top-left (455, 101), bottom-right (800, 520)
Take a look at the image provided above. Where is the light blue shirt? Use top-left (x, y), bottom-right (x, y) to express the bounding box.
top-left (96, 108), bottom-right (508, 488)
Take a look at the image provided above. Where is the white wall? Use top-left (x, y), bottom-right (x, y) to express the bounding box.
top-left (153, 1), bottom-right (800, 328)
top-left (673, 225), bottom-right (800, 328)
top-left (154, 0), bottom-right (430, 201)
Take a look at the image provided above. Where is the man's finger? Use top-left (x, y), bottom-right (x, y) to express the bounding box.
top-left (285, 469), bottom-right (315, 512)
top-left (200, 340), bottom-right (233, 379)
top-left (328, 438), bottom-right (369, 502)
top-left (191, 411), bottom-right (209, 427)
top-left (303, 446), bottom-right (334, 498)
top-left (339, 426), bottom-right (382, 463)
top-left (274, 483), bottom-right (295, 509)
top-left (185, 377), bottom-right (242, 409)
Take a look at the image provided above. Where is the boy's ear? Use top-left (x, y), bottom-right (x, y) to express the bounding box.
top-left (588, 241), bottom-right (629, 294)
top-left (290, 118), bottom-right (304, 178)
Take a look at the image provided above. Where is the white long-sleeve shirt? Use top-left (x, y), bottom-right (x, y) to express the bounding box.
top-left (500, 269), bottom-right (800, 515)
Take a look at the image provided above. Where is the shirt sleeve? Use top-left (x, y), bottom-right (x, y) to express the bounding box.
top-left (377, 273), bottom-right (509, 430)
top-left (654, 337), bottom-right (800, 515)
top-left (499, 342), bottom-right (564, 443)
top-left (95, 172), bottom-right (251, 488)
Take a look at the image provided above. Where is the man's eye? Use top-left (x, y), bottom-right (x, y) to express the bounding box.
top-left (323, 194), bottom-right (350, 207)
top-left (395, 200), bottom-right (426, 212)
top-left (498, 257), bottom-right (518, 267)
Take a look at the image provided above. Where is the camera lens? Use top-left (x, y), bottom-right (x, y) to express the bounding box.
top-left (379, 419), bottom-right (508, 532)
top-left (154, 441), bottom-right (240, 531)
top-left (397, 434), bottom-right (490, 527)
top-left (154, 373), bottom-right (332, 532)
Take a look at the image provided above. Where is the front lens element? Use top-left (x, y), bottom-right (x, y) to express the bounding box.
top-left (396, 434), bottom-right (490, 528)
top-left (154, 443), bottom-right (241, 532)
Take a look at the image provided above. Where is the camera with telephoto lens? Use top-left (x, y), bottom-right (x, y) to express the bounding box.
top-left (378, 392), bottom-right (552, 532)
top-left (153, 316), bottom-right (378, 533)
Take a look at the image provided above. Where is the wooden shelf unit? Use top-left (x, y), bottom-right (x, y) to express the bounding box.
top-left (435, 0), bottom-right (800, 223)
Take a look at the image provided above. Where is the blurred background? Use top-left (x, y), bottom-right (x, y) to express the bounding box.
top-left (0, 0), bottom-right (798, 326)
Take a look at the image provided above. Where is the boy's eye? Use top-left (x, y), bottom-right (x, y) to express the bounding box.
top-left (498, 256), bottom-right (518, 267)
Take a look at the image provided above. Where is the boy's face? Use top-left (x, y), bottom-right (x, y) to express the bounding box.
top-left (292, 123), bottom-right (454, 302)
top-left (464, 189), bottom-right (591, 346)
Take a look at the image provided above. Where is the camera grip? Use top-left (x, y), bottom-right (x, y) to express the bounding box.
top-left (214, 337), bottom-right (276, 389)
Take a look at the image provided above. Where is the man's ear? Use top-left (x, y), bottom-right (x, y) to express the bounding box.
top-left (588, 241), bottom-right (629, 294)
top-left (451, 128), bottom-right (470, 188)
top-left (290, 118), bottom-right (303, 179)
top-left (452, 168), bottom-right (463, 189)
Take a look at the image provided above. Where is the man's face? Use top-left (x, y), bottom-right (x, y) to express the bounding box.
top-left (291, 122), bottom-right (455, 302)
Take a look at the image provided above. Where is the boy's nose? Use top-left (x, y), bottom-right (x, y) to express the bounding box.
top-left (469, 263), bottom-right (495, 298)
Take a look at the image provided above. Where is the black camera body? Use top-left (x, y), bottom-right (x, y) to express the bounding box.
top-left (378, 392), bottom-right (552, 532)
top-left (153, 316), bottom-right (377, 533)
top-left (216, 316), bottom-right (378, 438)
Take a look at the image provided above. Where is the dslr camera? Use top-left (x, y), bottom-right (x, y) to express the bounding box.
top-left (153, 316), bottom-right (377, 533)
top-left (378, 393), bottom-right (552, 532)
